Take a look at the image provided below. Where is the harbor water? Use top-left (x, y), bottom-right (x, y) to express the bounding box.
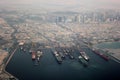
top-left (5, 43), bottom-right (120, 80)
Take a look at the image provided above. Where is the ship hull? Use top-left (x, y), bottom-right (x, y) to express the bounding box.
top-left (92, 49), bottom-right (109, 61)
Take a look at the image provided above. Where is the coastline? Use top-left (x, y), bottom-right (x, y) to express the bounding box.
top-left (92, 41), bottom-right (120, 63)
top-left (104, 49), bottom-right (120, 63)
top-left (2, 41), bottom-right (120, 80)
top-left (0, 46), bottom-right (18, 80)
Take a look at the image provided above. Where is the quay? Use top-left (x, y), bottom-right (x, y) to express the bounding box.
top-left (3, 45), bottom-right (19, 80)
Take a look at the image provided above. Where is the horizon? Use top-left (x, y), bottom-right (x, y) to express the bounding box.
top-left (0, 0), bottom-right (120, 11)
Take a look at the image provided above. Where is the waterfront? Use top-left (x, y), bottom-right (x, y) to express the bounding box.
top-left (5, 45), bottom-right (120, 80)
top-left (96, 42), bottom-right (120, 61)
top-left (96, 42), bottom-right (120, 49)
top-left (0, 1), bottom-right (120, 80)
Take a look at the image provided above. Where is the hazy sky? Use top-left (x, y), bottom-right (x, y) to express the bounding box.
top-left (0, 0), bottom-right (120, 10)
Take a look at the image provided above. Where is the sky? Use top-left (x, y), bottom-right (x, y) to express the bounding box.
top-left (0, 0), bottom-right (120, 10)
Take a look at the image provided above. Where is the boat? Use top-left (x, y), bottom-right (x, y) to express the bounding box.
top-left (66, 49), bottom-right (69, 53)
top-left (53, 51), bottom-right (62, 64)
top-left (80, 51), bottom-right (89, 61)
top-left (20, 46), bottom-right (23, 50)
top-left (36, 50), bottom-right (43, 62)
top-left (29, 49), bottom-right (32, 53)
top-left (92, 49), bottom-right (109, 61)
top-left (23, 47), bottom-right (27, 52)
top-left (78, 55), bottom-right (88, 67)
top-left (63, 49), bottom-right (68, 56)
top-left (32, 52), bottom-right (36, 60)
top-left (68, 53), bottom-right (74, 59)
top-left (29, 48), bottom-right (34, 54)
top-left (59, 52), bottom-right (65, 59)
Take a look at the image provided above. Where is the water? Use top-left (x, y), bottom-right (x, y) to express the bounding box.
top-left (6, 45), bottom-right (120, 80)
top-left (96, 42), bottom-right (120, 49)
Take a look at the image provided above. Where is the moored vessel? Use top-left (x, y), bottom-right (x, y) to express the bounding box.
top-left (80, 51), bottom-right (89, 61)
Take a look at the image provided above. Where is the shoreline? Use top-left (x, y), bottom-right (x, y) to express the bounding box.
top-left (2, 41), bottom-right (120, 80)
top-left (92, 41), bottom-right (120, 63)
top-left (104, 49), bottom-right (120, 63)
top-left (2, 45), bottom-right (19, 80)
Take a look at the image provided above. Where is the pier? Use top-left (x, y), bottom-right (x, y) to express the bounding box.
top-left (3, 45), bottom-right (19, 80)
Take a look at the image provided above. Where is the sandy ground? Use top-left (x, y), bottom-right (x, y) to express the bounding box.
top-left (0, 50), bottom-right (8, 65)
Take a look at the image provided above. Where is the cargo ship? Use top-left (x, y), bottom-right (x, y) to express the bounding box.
top-left (64, 49), bottom-right (69, 55)
top-left (32, 52), bottom-right (36, 60)
top-left (62, 49), bottom-right (68, 56)
top-left (92, 49), bottom-right (109, 61)
top-left (53, 51), bottom-right (62, 64)
top-left (80, 51), bottom-right (89, 61)
top-left (59, 52), bottom-right (65, 59)
top-left (36, 50), bottom-right (43, 62)
top-left (78, 55), bottom-right (88, 67)
top-left (64, 49), bottom-right (74, 59)
top-left (68, 53), bottom-right (74, 59)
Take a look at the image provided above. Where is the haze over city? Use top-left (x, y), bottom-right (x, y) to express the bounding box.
top-left (0, 0), bottom-right (120, 80)
top-left (0, 0), bottom-right (120, 11)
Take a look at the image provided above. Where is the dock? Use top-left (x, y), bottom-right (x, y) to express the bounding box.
top-left (3, 45), bottom-right (19, 80)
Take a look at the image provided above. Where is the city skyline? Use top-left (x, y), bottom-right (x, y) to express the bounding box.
top-left (0, 0), bottom-right (120, 80)
top-left (0, 0), bottom-right (120, 11)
